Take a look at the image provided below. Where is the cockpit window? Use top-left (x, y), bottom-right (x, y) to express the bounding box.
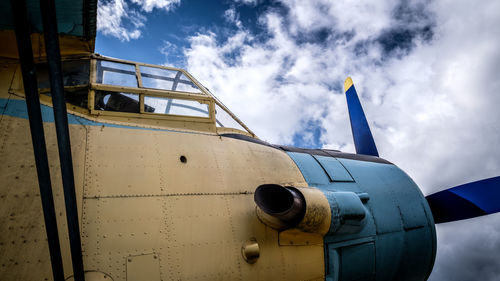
top-left (90, 56), bottom-right (255, 136)
top-left (95, 91), bottom-right (140, 113)
top-left (140, 66), bottom-right (201, 93)
top-left (215, 104), bottom-right (247, 131)
top-left (37, 60), bottom-right (90, 89)
top-left (174, 73), bottom-right (201, 93)
top-left (96, 60), bottom-right (137, 88)
top-left (144, 96), bottom-right (209, 117)
top-left (37, 59), bottom-right (90, 109)
top-left (64, 87), bottom-right (88, 109)
top-left (92, 58), bottom-right (209, 119)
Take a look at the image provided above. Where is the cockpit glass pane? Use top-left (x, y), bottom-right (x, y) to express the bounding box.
top-left (97, 60), bottom-right (137, 88)
top-left (144, 96), bottom-right (209, 117)
top-left (140, 66), bottom-right (178, 78)
top-left (140, 66), bottom-right (176, 90)
top-left (94, 90), bottom-right (140, 113)
top-left (215, 104), bottom-right (247, 131)
top-left (175, 73), bottom-right (201, 93)
top-left (140, 66), bottom-right (201, 93)
top-left (37, 59), bottom-right (90, 89)
top-left (90, 58), bottom-right (253, 133)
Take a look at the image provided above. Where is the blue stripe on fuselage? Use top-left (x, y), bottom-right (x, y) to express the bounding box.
top-left (0, 98), bottom-right (203, 134)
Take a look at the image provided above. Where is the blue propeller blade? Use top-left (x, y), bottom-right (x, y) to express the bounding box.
top-left (344, 77), bottom-right (379, 156)
top-left (426, 176), bottom-right (500, 224)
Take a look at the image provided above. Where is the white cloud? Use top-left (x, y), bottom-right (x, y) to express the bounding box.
top-left (97, 0), bottom-right (180, 41)
top-left (130, 0), bottom-right (180, 12)
top-left (179, 1), bottom-right (500, 279)
top-left (224, 7), bottom-right (243, 28)
top-left (233, 0), bottom-right (259, 5)
top-left (279, 0), bottom-right (398, 41)
top-left (97, 0), bottom-right (141, 41)
top-left (185, 14), bottom-right (332, 144)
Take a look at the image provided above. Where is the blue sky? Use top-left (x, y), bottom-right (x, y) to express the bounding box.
top-left (96, 0), bottom-right (225, 65)
top-left (96, 1), bottom-right (500, 279)
top-left (96, 0), bottom-right (279, 67)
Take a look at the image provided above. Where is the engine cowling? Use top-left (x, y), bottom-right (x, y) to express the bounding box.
top-left (254, 184), bottom-right (369, 236)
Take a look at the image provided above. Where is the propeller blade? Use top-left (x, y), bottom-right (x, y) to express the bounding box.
top-left (426, 176), bottom-right (500, 224)
top-left (344, 77), bottom-right (379, 157)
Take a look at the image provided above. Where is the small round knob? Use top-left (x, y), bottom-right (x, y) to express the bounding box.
top-left (241, 238), bottom-right (260, 264)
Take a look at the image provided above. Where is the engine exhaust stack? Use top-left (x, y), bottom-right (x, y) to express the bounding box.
top-left (254, 184), bottom-right (306, 227)
top-left (254, 184), bottom-right (331, 235)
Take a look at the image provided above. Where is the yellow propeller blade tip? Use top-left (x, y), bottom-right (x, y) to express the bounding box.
top-left (344, 77), bottom-right (353, 92)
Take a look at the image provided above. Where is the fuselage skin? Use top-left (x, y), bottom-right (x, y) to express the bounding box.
top-left (0, 57), bottom-right (436, 281)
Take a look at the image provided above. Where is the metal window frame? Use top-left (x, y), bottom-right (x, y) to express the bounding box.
top-left (89, 56), bottom-right (216, 124)
top-left (89, 54), bottom-right (256, 137)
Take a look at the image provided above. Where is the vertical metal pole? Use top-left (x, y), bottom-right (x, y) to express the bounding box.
top-left (10, 1), bottom-right (65, 280)
top-left (39, 0), bottom-right (85, 280)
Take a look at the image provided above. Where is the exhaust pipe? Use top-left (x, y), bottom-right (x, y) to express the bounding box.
top-left (254, 184), bottom-right (306, 227)
top-left (254, 184), bottom-right (331, 235)
top-left (255, 184), bottom-right (369, 236)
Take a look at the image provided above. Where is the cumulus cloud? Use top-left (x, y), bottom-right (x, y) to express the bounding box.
top-left (130, 0), bottom-right (180, 12)
top-left (159, 40), bottom-right (184, 67)
top-left (178, 0), bottom-right (500, 280)
top-left (233, 0), bottom-right (260, 5)
top-left (184, 18), bottom-right (330, 144)
top-left (224, 7), bottom-right (243, 29)
top-left (97, 0), bottom-right (180, 41)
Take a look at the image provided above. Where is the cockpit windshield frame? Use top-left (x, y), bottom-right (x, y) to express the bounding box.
top-left (89, 55), bottom-right (214, 123)
top-left (88, 54), bottom-right (256, 137)
top-left (7, 52), bottom-right (255, 136)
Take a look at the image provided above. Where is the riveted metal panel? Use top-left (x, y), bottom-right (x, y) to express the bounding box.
top-left (78, 124), bottom-right (324, 281)
top-left (287, 152), bottom-right (330, 185)
top-left (82, 196), bottom-right (168, 280)
top-left (374, 231), bottom-right (405, 281)
top-left (394, 227), bottom-right (435, 281)
top-left (338, 159), bottom-right (428, 231)
top-left (229, 194), bottom-right (325, 280)
top-left (312, 155), bottom-right (354, 182)
top-left (339, 242), bottom-right (375, 281)
top-left (210, 137), bottom-right (309, 192)
top-left (0, 113), bottom-right (87, 280)
top-left (379, 165), bottom-right (429, 230)
top-left (83, 125), bottom-right (307, 197)
top-left (279, 229), bottom-right (323, 246)
top-left (154, 132), bottom-right (228, 195)
top-left (0, 114), bottom-right (50, 281)
top-left (81, 192), bottom-right (324, 280)
top-left (126, 254), bottom-right (160, 281)
top-left (226, 193), bottom-right (285, 280)
top-left (84, 126), bottom-right (164, 197)
top-left (286, 150), bottom-right (436, 281)
top-left (336, 158), bottom-right (404, 234)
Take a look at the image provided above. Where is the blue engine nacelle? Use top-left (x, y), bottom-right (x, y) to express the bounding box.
top-left (255, 149), bottom-right (436, 281)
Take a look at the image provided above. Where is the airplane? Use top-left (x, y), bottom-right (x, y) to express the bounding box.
top-left (1, 0), bottom-right (499, 281)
